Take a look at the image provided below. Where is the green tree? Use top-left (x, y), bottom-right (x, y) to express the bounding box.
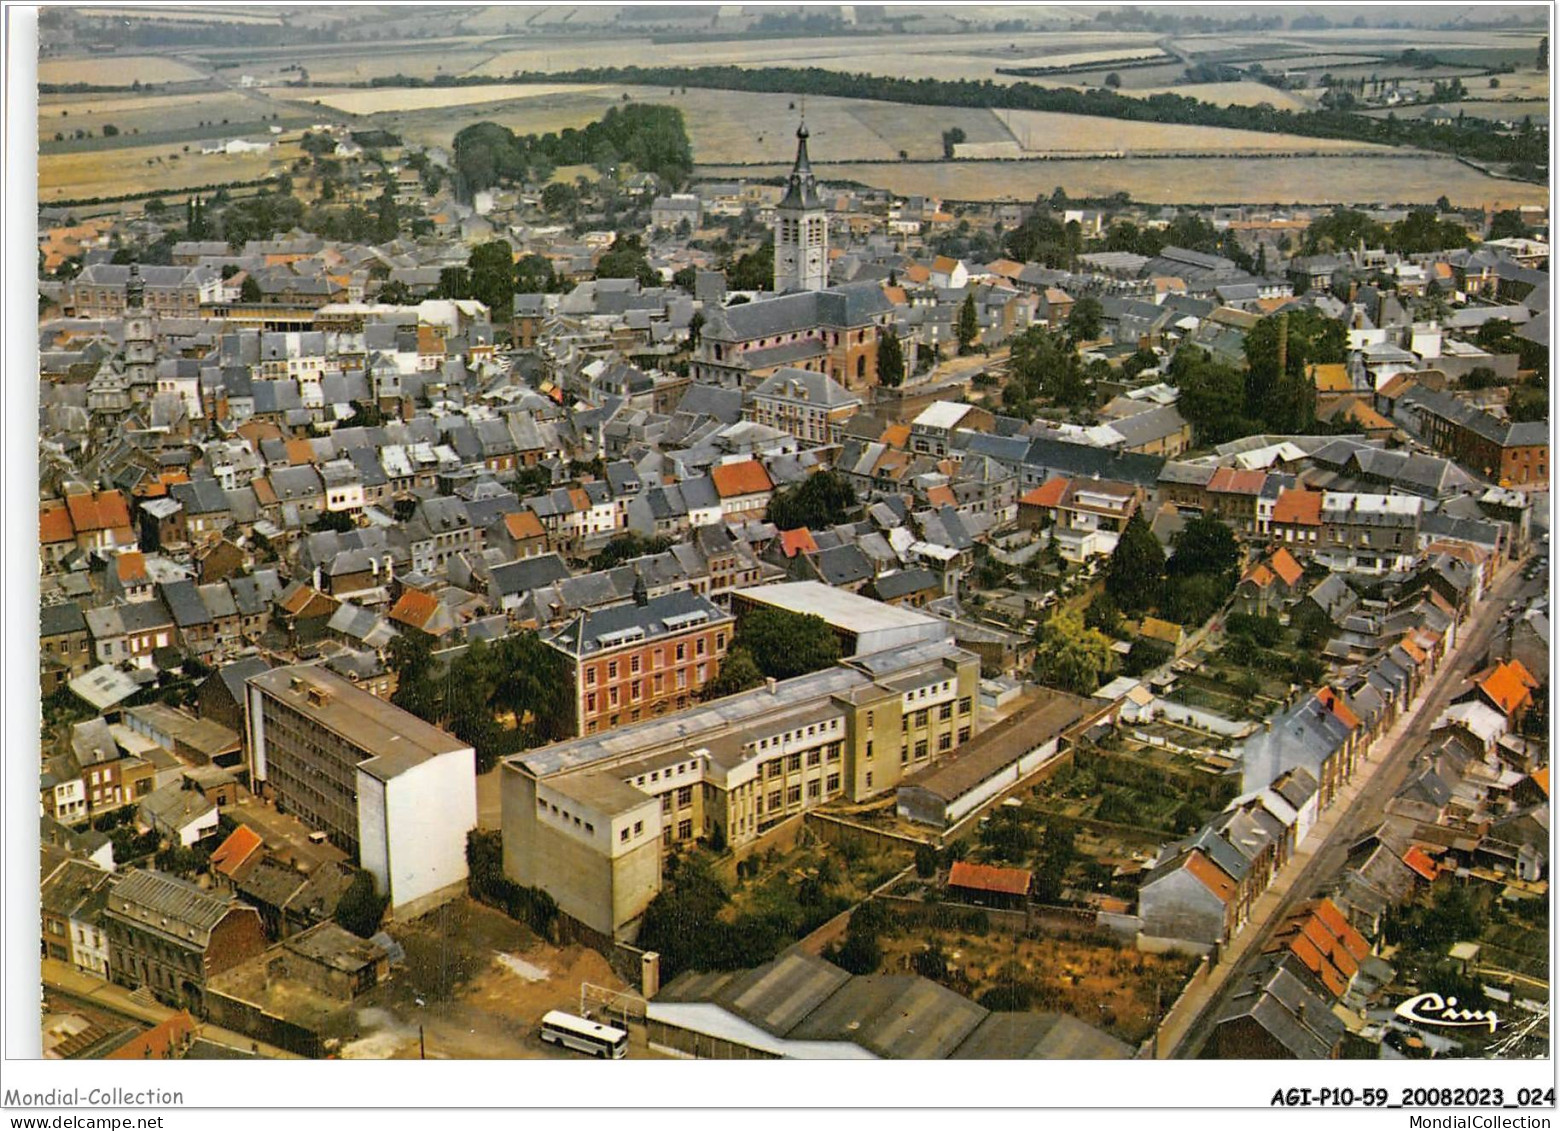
top-left (1167, 515), bottom-right (1241, 580)
top-left (699, 646), bottom-right (764, 700)
top-left (1066, 294), bottom-right (1103, 342)
top-left (727, 240), bottom-right (773, 290)
top-left (1169, 345), bottom-right (1252, 444)
top-left (877, 326), bottom-right (906, 388)
top-left (239, 275), bottom-right (262, 303)
top-left (1105, 513), bottom-right (1165, 614)
top-left (468, 239), bottom-right (517, 318)
top-left (1243, 308), bottom-right (1344, 432)
top-left (1033, 608), bottom-right (1114, 696)
top-left (766, 469), bottom-right (857, 530)
top-left (731, 608), bottom-right (841, 682)
top-left (514, 253), bottom-right (559, 294)
top-left (335, 870), bottom-right (389, 938)
top-left (1105, 72), bottom-right (1122, 88)
top-left (540, 181), bottom-right (580, 218)
top-left (596, 232), bottom-right (658, 287)
top-left (1488, 209), bottom-right (1532, 241)
top-left (588, 532), bottom-right (674, 570)
top-left (956, 291), bottom-right (980, 354)
top-left (980, 808), bottom-right (1036, 862)
top-left (377, 279), bottom-right (414, 304)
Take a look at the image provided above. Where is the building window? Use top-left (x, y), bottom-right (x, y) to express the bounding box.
top-left (938, 733), bottom-right (952, 752)
top-left (768, 790), bottom-right (782, 810)
top-left (696, 637), bottom-right (706, 657)
top-left (621, 828), bottom-right (630, 843)
top-left (939, 702), bottom-right (953, 721)
top-left (958, 726), bottom-right (972, 743)
top-left (915, 740), bottom-right (928, 759)
top-left (865, 740), bottom-right (874, 760)
top-left (901, 716), bottom-right (910, 733)
top-left (634, 820), bottom-right (643, 835)
top-left (786, 784), bottom-right (802, 805)
top-left (959, 697), bottom-right (972, 715)
top-left (607, 660), bottom-right (618, 680)
top-left (677, 819), bottom-right (692, 839)
top-left (630, 655), bottom-right (641, 674)
top-left (806, 750), bottom-right (821, 767)
top-left (663, 828), bottom-right (673, 847)
top-left (676, 643), bottom-right (686, 661)
top-left (662, 795), bottom-right (673, 814)
top-left (865, 772), bottom-right (873, 788)
top-left (826, 773), bottom-right (840, 792)
top-left (677, 786), bottom-right (693, 807)
top-left (787, 753), bottom-right (801, 772)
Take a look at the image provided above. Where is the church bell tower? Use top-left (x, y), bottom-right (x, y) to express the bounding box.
top-left (772, 122), bottom-right (827, 294)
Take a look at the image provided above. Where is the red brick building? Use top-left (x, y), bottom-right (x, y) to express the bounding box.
top-left (546, 589), bottom-right (735, 735)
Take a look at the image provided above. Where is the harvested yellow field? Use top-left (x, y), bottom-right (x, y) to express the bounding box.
top-left (696, 156), bottom-right (1548, 208)
top-left (469, 30), bottom-right (1163, 83)
top-left (40, 140), bottom-right (301, 202)
top-left (301, 49), bottom-right (500, 84)
top-left (83, 6), bottom-right (283, 23)
top-left (1003, 46), bottom-right (1167, 69)
top-left (997, 108), bottom-right (1386, 155)
top-left (1112, 82), bottom-right (1317, 111)
top-left (38, 54), bottom-right (208, 86)
top-left (39, 90), bottom-right (267, 136)
top-left (279, 83), bottom-right (610, 115)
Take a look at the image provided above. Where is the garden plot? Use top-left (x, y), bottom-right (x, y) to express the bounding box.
top-left (39, 54), bottom-right (209, 86)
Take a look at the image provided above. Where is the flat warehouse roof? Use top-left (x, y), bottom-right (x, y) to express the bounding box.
top-left (249, 665), bottom-right (469, 778)
top-left (733, 581), bottom-right (943, 634)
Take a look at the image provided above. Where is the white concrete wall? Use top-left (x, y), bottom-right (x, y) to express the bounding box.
top-left (360, 746), bottom-right (476, 912)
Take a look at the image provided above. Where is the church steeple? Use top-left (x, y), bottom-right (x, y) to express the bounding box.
top-left (773, 120), bottom-right (827, 293)
top-left (778, 122), bottom-right (819, 211)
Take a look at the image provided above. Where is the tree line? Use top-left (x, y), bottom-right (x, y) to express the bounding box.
top-left (428, 64), bottom-right (1552, 178)
top-left (452, 104), bottom-right (692, 198)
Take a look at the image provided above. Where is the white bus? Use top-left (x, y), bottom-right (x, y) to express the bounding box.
top-left (538, 1010), bottom-right (629, 1059)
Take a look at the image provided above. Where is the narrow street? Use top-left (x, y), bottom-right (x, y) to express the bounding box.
top-left (42, 958), bottom-right (303, 1059)
top-left (1160, 557), bottom-right (1539, 1058)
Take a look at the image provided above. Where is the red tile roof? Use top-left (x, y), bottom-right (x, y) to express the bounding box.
top-left (284, 439), bottom-right (316, 466)
top-left (389, 588), bottom-right (440, 631)
top-left (1242, 562), bottom-right (1276, 590)
top-left (106, 1012), bottom-right (196, 1060)
top-left (1182, 850), bottom-right (1237, 903)
top-left (779, 527), bottom-right (818, 559)
top-left (115, 551), bottom-right (149, 582)
top-left (1272, 488), bottom-right (1323, 527)
top-left (210, 824), bottom-right (264, 879)
top-left (948, 860), bottom-right (1032, 897)
top-left (1316, 687), bottom-right (1360, 731)
top-left (710, 460), bottom-right (773, 499)
top-left (503, 510), bottom-right (545, 541)
top-left (40, 503), bottom-right (74, 544)
top-left (1206, 468), bottom-right (1266, 496)
top-left (1402, 845), bottom-right (1439, 883)
top-left (1267, 547), bottom-right (1303, 588)
top-left (925, 484), bottom-right (957, 508)
top-left (1019, 477), bottom-right (1070, 509)
top-left (65, 490), bottom-right (131, 533)
top-left (1477, 660), bottom-right (1535, 716)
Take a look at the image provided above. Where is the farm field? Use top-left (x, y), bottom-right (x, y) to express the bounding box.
top-left (1363, 100), bottom-right (1550, 123)
top-left (468, 29), bottom-right (1166, 83)
top-left (996, 107), bottom-right (1388, 154)
top-left (696, 156), bottom-right (1549, 208)
top-left (1118, 81), bottom-right (1316, 111)
top-left (39, 139), bottom-right (301, 203)
top-left (277, 83), bottom-right (612, 116)
top-left (37, 54), bottom-right (208, 86)
top-left (301, 84), bottom-right (1019, 163)
top-left (39, 90), bottom-right (274, 138)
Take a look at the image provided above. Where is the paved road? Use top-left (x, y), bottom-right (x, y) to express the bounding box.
top-left (1163, 558), bottom-right (1538, 1059)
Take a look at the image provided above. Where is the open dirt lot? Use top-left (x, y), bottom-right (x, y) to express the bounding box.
top-left (697, 155), bottom-right (1549, 208)
top-left (337, 898), bottom-right (637, 1060)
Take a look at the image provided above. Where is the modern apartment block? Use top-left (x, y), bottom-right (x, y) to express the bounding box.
top-left (501, 638), bottom-right (981, 940)
top-left (544, 588), bottom-right (735, 736)
top-left (246, 664), bottom-right (476, 916)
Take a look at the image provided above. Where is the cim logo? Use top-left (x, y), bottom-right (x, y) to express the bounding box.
top-left (1393, 991), bottom-right (1499, 1032)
